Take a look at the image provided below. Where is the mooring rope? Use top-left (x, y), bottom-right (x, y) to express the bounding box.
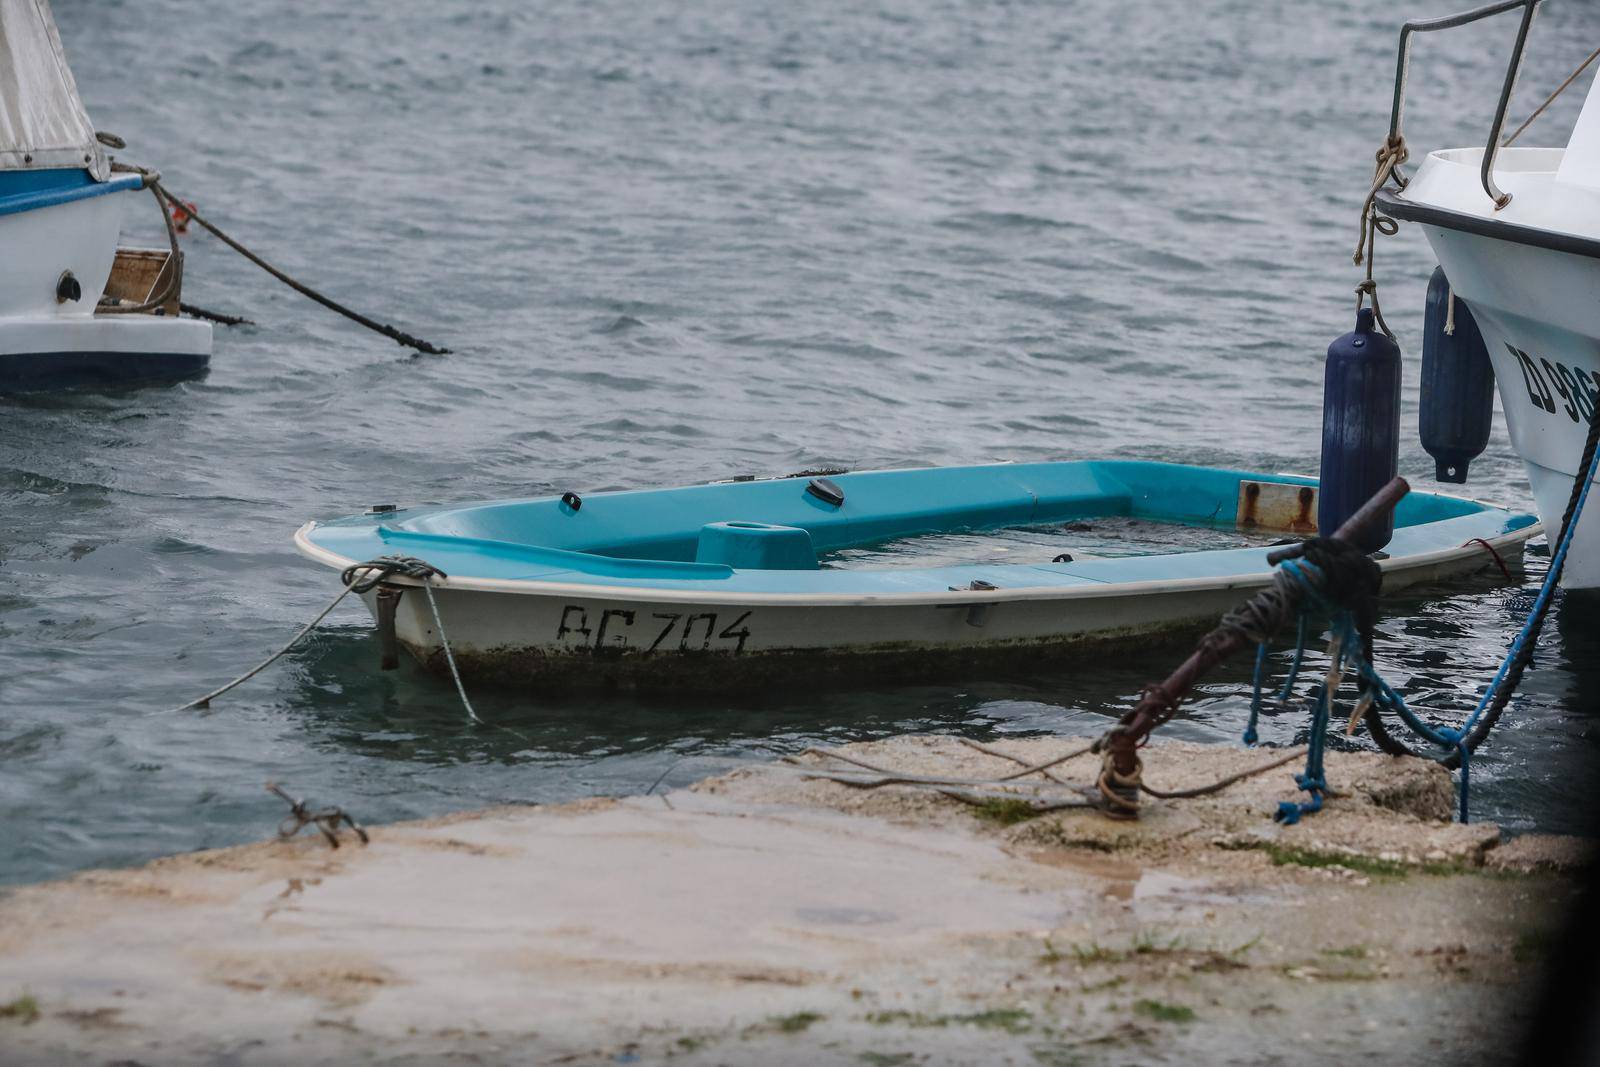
top-left (169, 555), bottom-right (526, 742)
top-left (105, 162), bottom-right (449, 354)
top-left (1463, 536), bottom-right (1514, 581)
top-left (788, 737), bottom-right (1312, 820)
top-left (149, 180), bottom-right (451, 355)
top-left (169, 554), bottom-right (434, 712)
top-left (179, 302), bottom-right (255, 326)
top-left (172, 582), bottom-right (359, 713)
top-left (787, 765), bottom-right (1087, 794)
top-left (784, 761), bottom-right (1099, 814)
top-left (96, 178), bottom-right (184, 316)
top-left (1242, 413), bottom-right (1598, 822)
top-left (418, 580), bottom-right (483, 730)
top-left (1352, 136), bottom-right (1404, 340)
top-left (959, 735), bottom-right (1307, 801)
top-left (1278, 565), bottom-right (1354, 823)
top-left (1354, 135), bottom-right (1408, 268)
top-left (959, 738), bottom-right (1098, 781)
top-left (1363, 415), bottom-right (1600, 818)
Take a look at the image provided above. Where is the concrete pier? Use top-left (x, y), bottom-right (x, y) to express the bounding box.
top-left (0, 736), bottom-right (1586, 1065)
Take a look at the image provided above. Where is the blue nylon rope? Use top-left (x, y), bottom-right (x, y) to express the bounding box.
top-left (1261, 436), bottom-right (1597, 824)
top-left (1244, 642), bottom-right (1267, 746)
top-left (1276, 615), bottom-right (1308, 703)
top-left (1460, 440), bottom-right (1597, 738)
top-left (1275, 678), bottom-right (1329, 826)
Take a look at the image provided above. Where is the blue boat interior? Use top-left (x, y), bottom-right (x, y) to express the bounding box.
top-left (304, 462), bottom-right (1537, 594)
top-left (0, 168), bottom-right (143, 219)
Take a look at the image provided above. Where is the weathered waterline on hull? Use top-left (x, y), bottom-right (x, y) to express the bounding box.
top-left (370, 538), bottom-right (1529, 691)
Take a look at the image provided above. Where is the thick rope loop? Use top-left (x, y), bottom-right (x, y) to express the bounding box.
top-left (96, 174), bottom-right (184, 315)
top-left (1095, 752), bottom-right (1143, 815)
top-left (341, 554), bottom-right (446, 594)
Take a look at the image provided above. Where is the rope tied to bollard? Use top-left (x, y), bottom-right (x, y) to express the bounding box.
top-left (1088, 478), bottom-right (1410, 820)
top-left (1232, 408), bottom-right (1598, 824)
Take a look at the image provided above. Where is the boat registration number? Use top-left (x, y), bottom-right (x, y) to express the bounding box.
top-left (1506, 345), bottom-right (1600, 425)
top-left (555, 605), bottom-right (753, 654)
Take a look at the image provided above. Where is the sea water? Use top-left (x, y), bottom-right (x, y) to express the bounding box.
top-left (2, 0), bottom-right (1597, 885)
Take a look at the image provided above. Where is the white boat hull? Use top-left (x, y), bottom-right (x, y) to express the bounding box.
top-left (0, 179), bottom-right (213, 390)
top-left (1380, 137), bottom-right (1600, 590)
top-left (0, 314), bottom-right (212, 389)
top-left (0, 185), bottom-right (125, 318)
top-left (1417, 228), bottom-right (1600, 589)
top-left (315, 527), bottom-right (1534, 690)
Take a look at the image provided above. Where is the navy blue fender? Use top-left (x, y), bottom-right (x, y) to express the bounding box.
top-left (1419, 266), bottom-right (1494, 483)
top-left (1318, 307), bottom-right (1401, 553)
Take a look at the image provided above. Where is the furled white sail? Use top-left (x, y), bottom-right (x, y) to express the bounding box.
top-left (0, 0), bottom-right (106, 178)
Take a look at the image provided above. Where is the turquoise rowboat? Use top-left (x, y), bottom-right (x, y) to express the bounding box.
top-left (294, 461), bottom-right (1539, 690)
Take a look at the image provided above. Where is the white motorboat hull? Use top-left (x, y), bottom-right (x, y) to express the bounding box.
top-left (1382, 145), bottom-right (1600, 589)
top-left (1421, 229), bottom-right (1599, 588)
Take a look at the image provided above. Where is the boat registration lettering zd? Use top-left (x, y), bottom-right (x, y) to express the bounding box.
top-left (556, 605), bottom-right (753, 655)
top-left (1506, 345), bottom-right (1599, 425)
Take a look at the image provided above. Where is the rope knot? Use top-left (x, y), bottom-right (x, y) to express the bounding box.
top-left (1352, 278), bottom-right (1395, 337)
top-left (1377, 133), bottom-right (1408, 167)
top-left (341, 554), bottom-right (447, 593)
top-left (1297, 538), bottom-right (1382, 616)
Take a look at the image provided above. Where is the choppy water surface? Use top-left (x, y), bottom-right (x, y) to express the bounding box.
top-left (4, 0), bottom-right (1598, 885)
